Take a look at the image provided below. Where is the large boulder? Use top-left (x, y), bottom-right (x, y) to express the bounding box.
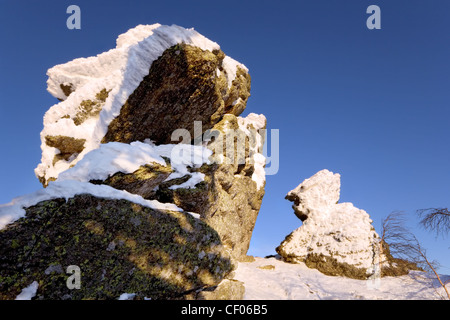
top-left (0, 189), bottom-right (233, 300)
top-left (277, 170), bottom-right (411, 280)
top-left (36, 24), bottom-right (251, 186)
top-left (102, 43), bottom-right (250, 145)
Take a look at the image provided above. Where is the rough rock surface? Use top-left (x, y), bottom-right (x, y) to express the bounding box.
top-left (277, 170), bottom-right (412, 280)
top-left (102, 43), bottom-right (251, 145)
top-left (152, 113), bottom-right (266, 261)
top-left (196, 279), bottom-right (245, 300)
top-left (35, 24), bottom-right (250, 186)
top-left (89, 161), bottom-right (174, 200)
top-left (0, 195), bottom-right (233, 300)
top-left (94, 113), bottom-right (267, 261)
top-left (285, 169), bottom-right (340, 222)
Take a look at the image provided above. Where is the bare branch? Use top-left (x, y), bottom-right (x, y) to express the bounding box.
top-left (417, 208), bottom-right (450, 237)
top-left (381, 211), bottom-right (449, 299)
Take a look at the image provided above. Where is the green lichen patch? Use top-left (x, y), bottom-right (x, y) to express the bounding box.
top-left (44, 135), bottom-right (86, 170)
top-left (0, 194), bottom-right (233, 300)
top-left (73, 89), bottom-right (111, 126)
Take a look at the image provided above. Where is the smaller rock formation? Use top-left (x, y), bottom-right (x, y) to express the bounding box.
top-left (277, 169), bottom-right (413, 279)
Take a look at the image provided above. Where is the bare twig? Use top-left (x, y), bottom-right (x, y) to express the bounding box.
top-left (418, 208), bottom-right (450, 237)
top-left (381, 212), bottom-right (449, 299)
top-left (414, 238), bottom-right (450, 299)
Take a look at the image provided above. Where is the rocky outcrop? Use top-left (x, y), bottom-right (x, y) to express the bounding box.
top-left (0, 195), bottom-right (232, 300)
top-left (277, 170), bottom-right (410, 280)
top-left (285, 169), bottom-right (340, 222)
top-left (36, 24), bottom-right (251, 186)
top-left (0, 24), bottom-right (266, 300)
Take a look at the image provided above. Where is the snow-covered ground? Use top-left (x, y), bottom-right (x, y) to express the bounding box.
top-left (234, 257), bottom-right (450, 300)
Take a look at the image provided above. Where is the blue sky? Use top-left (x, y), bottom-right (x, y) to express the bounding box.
top-left (1, 0), bottom-right (449, 272)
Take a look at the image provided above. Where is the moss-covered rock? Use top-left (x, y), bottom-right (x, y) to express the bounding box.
top-left (0, 195), bottom-right (233, 300)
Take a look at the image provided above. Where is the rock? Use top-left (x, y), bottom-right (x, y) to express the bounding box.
top-left (285, 169), bottom-right (340, 221)
top-left (36, 24), bottom-right (250, 186)
top-left (81, 113), bottom-right (267, 262)
top-left (148, 113), bottom-right (267, 261)
top-left (90, 163), bottom-right (173, 199)
top-left (277, 170), bottom-right (382, 279)
top-left (257, 265), bottom-right (275, 270)
top-left (2, 23), bottom-right (266, 300)
top-left (102, 43), bottom-right (251, 145)
top-left (195, 279), bottom-right (245, 300)
top-left (0, 194), bottom-right (233, 300)
top-left (277, 170), bottom-right (419, 279)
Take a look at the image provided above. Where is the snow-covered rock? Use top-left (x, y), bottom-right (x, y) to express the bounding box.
top-left (285, 169), bottom-right (340, 221)
top-left (35, 24), bottom-right (251, 186)
top-left (277, 170), bottom-right (383, 279)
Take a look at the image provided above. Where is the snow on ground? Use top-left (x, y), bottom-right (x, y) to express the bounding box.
top-left (234, 257), bottom-right (450, 300)
top-left (117, 293), bottom-right (136, 300)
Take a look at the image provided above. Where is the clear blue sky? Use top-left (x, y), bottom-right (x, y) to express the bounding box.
top-left (1, 0), bottom-right (449, 272)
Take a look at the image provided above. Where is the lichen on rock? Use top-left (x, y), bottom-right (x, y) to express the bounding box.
top-left (73, 88), bottom-right (111, 126)
top-left (0, 195), bottom-right (233, 300)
